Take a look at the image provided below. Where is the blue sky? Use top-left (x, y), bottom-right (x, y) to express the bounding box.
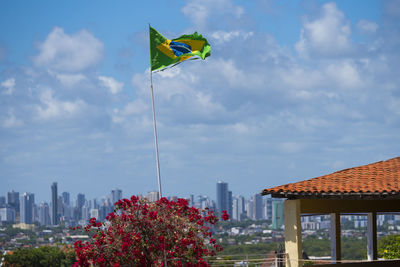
top-left (1, 0), bottom-right (399, 203)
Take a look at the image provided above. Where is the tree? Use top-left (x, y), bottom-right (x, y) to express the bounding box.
top-left (73, 196), bottom-right (229, 266)
top-left (3, 246), bottom-right (75, 267)
top-left (378, 235), bottom-right (400, 259)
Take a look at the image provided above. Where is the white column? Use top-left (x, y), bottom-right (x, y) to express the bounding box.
top-left (330, 213), bottom-right (341, 263)
top-left (367, 212), bottom-right (377, 260)
top-left (284, 200), bottom-right (302, 267)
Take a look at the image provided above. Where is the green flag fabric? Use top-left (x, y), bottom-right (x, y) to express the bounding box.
top-left (149, 26), bottom-right (211, 72)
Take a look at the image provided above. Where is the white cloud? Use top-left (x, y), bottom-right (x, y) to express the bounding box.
top-left (121, 99), bottom-right (148, 116)
top-left (210, 31), bottom-right (254, 44)
top-left (325, 60), bottom-right (363, 89)
top-left (357, 19), bottom-right (378, 34)
top-left (35, 88), bottom-right (86, 120)
top-left (34, 27), bottom-right (103, 72)
top-left (54, 73), bottom-right (86, 87)
top-left (295, 2), bottom-right (352, 57)
top-left (1, 78), bottom-right (15, 95)
top-left (182, 0), bottom-right (244, 30)
top-left (98, 76), bottom-right (123, 94)
top-left (2, 110), bottom-right (23, 128)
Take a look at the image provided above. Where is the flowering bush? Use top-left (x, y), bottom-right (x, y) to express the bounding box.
top-left (73, 196), bottom-right (229, 266)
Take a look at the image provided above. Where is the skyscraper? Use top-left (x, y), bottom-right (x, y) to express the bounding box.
top-left (62, 192), bottom-right (70, 206)
top-left (6, 190), bottom-right (19, 212)
top-left (111, 189), bottom-right (122, 205)
top-left (232, 197), bottom-right (239, 221)
top-left (0, 196), bottom-right (6, 206)
top-left (238, 195), bottom-right (245, 220)
top-left (76, 193), bottom-right (85, 220)
top-left (20, 192), bottom-right (35, 224)
top-left (254, 193), bottom-right (263, 220)
top-left (51, 182), bottom-right (58, 225)
top-left (39, 202), bottom-right (51, 226)
top-left (228, 191), bottom-right (233, 220)
top-left (0, 207), bottom-right (16, 223)
top-left (216, 181), bottom-right (229, 215)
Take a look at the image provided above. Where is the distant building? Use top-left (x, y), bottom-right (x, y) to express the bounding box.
top-left (232, 197), bottom-right (239, 221)
top-left (111, 189), bottom-right (122, 205)
top-left (254, 193), bottom-right (263, 220)
top-left (146, 191), bottom-right (159, 202)
top-left (264, 198), bottom-right (273, 220)
top-left (62, 192), bottom-right (70, 206)
top-left (6, 190), bottom-right (19, 212)
top-left (76, 193), bottom-right (85, 220)
top-left (51, 182), bottom-right (58, 225)
top-left (90, 208), bottom-right (99, 220)
top-left (228, 191), bottom-right (233, 219)
top-left (237, 195), bottom-right (245, 220)
top-left (189, 195), bottom-right (194, 207)
top-left (216, 181), bottom-right (229, 215)
top-left (246, 199), bottom-right (254, 219)
top-left (39, 202), bottom-right (51, 226)
top-left (0, 196), bottom-right (6, 206)
top-left (20, 192), bottom-right (35, 224)
top-left (0, 207), bottom-right (16, 223)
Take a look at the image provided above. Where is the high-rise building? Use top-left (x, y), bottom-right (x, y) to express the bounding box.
top-left (246, 199), bottom-right (254, 219)
top-left (216, 181), bottom-right (229, 215)
top-left (51, 182), bottom-right (58, 225)
top-left (237, 195), bottom-right (245, 220)
top-left (39, 202), bottom-right (51, 226)
top-left (77, 193), bottom-right (85, 209)
top-left (111, 189), bottom-right (122, 205)
top-left (0, 196), bottom-right (6, 206)
top-left (146, 191), bottom-right (159, 202)
top-left (62, 192), bottom-right (70, 206)
top-left (253, 193), bottom-right (263, 220)
top-left (0, 207), bottom-right (16, 223)
top-left (81, 204), bottom-right (90, 223)
top-left (6, 190), bottom-right (19, 212)
top-left (76, 193), bottom-right (86, 220)
top-left (264, 198), bottom-right (273, 221)
top-left (20, 192), bottom-right (35, 224)
top-left (232, 197), bottom-right (239, 221)
top-left (90, 208), bottom-right (99, 220)
top-left (20, 193), bottom-right (34, 224)
top-left (228, 191), bottom-right (233, 220)
top-left (189, 195), bottom-right (194, 207)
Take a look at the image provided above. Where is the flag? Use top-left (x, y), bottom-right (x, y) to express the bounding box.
top-left (149, 25), bottom-right (211, 72)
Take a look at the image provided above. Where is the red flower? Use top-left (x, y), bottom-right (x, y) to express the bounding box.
top-left (221, 210), bottom-right (229, 221)
top-left (73, 195), bottom-right (221, 267)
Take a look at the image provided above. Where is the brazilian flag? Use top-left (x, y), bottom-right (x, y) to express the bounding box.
top-left (149, 26), bottom-right (211, 72)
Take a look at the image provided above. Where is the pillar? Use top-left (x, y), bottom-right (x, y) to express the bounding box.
top-left (330, 212), bottom-right (341, 263)
top-left (367, 212), bottom-right (377, 260)
top-left (284, 199), bottom-right (302, 267)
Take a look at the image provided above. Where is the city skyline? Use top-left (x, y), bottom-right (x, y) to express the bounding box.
top-left (1, 1), bottom-right (399, 202)
top-left (0, 180), bottom-right (286, 228)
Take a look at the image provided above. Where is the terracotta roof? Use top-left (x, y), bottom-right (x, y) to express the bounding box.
top-left (262, 157), bottom-right (400, 199)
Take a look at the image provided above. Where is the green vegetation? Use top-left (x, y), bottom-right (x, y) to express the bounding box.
top-left (3, 246), bottom-right (75, 267)
top-left (217, 219), bottom-right (270, 230)
top-left (219, 242), bottom-right (281, 256)
top-left (303, 236), bottom-right (367, 260)
top-left (378, 235), bottom-right (400, 259)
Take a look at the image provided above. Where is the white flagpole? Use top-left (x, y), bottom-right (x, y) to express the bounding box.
top-left (150, 70), bottom-right (162, 199)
